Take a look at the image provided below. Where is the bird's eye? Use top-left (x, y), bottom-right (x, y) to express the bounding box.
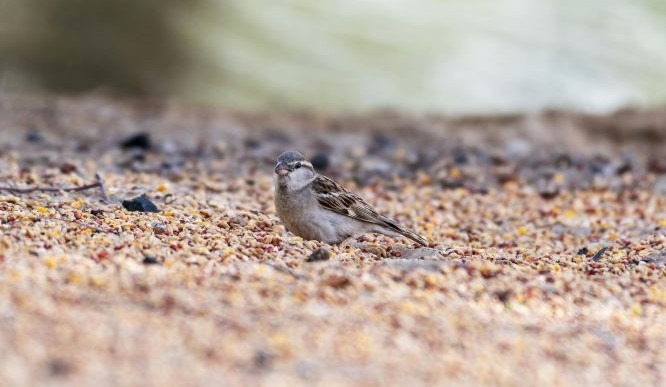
top-left (294, 163), bottom-right (302, 169)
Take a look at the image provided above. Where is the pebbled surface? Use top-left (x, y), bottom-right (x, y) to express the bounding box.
top-left (0, 95), bottom-right (664, 386)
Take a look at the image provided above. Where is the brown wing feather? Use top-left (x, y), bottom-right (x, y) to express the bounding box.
top-left (312, 175), bottom-right (405, 233)
top-left (311, 175), bottom-right (428, 246)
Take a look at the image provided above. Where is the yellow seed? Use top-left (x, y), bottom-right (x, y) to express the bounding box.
top-left (36, 206), bottom-right (48, 214)
top-left (67, 272), bottom-right (83, 284)
top-left (269, 332), bottom-right (291, 354)
top-left (157, 183), bottom-right (168, 192)
top-left (563, 209), bottom-right (577, 219)
top-left (45, 257), bottom-right (57, 269)
top-left (449, 167), bottom-right (461, 179)
top-left (9, 272), bottom-right (22, 282)
top-left (659, 219), bottom-right (666, 228)
top-left (90, 275), bottom-right (105, 287)
top-left (70, 199), bottom-right (83, 209)
top-left (630, 304), bottom-right (642, 317)
top-left (516, 226), bottom-right (528, 236)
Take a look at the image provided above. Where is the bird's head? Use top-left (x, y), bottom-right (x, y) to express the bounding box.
top-left (274, 151), bottom-right (315, 190)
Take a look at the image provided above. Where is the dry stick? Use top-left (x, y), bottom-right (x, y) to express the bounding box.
top-left (94, 173), bottom-right (110, 202)
top-left (0, 172), bottom-right (110, 201)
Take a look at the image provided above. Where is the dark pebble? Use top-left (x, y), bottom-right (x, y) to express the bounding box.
top-left (648, 158), bottom-right (666, 174)
top-left (253, 349), bottom-right (273, 370)
top-left (120, 132), bottom-right (151, 150)
top-left (90, 209), bottom-right (104, 216)
top-left (59, 162), bottom-right (78, 174)
top-left (26, 130), bottom-right (44, 143)
top-left (160, 159), bottom-right (184, 171)
top-left (453, 151), bottom-right (469, 165)
top-left (46, 358), bottom-right (71, 376)
top-left (142, 256), bottom-right (160, 265)
top-left (244, 138), bottom-right (261, 149)
top-left (494, 289), bottom-right (512, 303)
top-left (615, 162), bottom-right (632, 175)
top-left (370, 134), bottom-right (395, 153)
top-left (440, 179), bottom-right (463, 189)
top-left (310, 153), bottom-right (330, 171)
top-left (539, 187), bottom-right (560, 200)
top-left (306, 247), bottom-right (330, 262)
top-left (592, 246), bottom-right (609, 262)
top-left (577, 247), bottom-right (588, 255)
top-left (122, 194), bottom-right (159, 213)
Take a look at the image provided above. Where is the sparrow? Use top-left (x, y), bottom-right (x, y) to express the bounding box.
top-left (273, 151), bottom-right (428, 246)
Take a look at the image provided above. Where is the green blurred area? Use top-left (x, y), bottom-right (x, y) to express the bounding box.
top-left (0, 0), bottom-right (198, 95)
top-left (1, 0), bottom-right (666, 113)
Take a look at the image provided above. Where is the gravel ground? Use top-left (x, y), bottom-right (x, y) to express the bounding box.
top-left (0, 95), bottom-right (664, 386)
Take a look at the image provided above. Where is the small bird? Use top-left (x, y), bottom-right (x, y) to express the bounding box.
top-left (274, 151), bottom-right (428, 246)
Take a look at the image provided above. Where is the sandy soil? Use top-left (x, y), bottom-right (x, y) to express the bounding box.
top-left (0, 95), bottom-right (664, 386)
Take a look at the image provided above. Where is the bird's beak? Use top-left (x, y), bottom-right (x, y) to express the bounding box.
top-left (274, 162), bottom-right (289, 176)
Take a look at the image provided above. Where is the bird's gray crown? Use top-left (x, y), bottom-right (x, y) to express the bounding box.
top-left (277, 151), bottom-right (305, 164)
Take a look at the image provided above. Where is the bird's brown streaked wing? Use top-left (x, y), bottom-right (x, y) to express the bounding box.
top-left (312, 175), bottom-right (428, 246)
top-left (312, 175), bottom-right (396, 228)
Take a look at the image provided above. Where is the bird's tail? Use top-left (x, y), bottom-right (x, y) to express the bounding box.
top-left (379, 216), bottom-right (428, 247)
top-left (398, 228), bottom-right (428, 246)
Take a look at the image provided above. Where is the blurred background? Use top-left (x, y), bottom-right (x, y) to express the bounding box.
top-left (1, 0), bottom-right (665, 114)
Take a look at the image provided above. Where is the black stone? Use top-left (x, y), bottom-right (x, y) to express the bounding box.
top-left (142, 256), bottom-right (160, 265)
top-left (253, 349), bottom-right (273, 370)
top-left (592, 246), bottom-right (609, 262)
top-left (26, 130), bottom-right (44, 143)
top-left (46, 358), bottom-right (71, 376)
top-left (122, 194), bottom-right (159, 213)
top-left (306, 248), bottom-right (331, 262)
top-left (370, 134), bottom-right (395, 152)
top-left (120, 132), bottom-right (151, 150)
top-left (453, 151), bottom-right (469, 165)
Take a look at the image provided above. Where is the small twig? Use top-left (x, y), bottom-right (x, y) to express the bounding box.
top-left (95, 173), bottom-right (110, 202)
top-left (0, 172), bottom-right (110, 201)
